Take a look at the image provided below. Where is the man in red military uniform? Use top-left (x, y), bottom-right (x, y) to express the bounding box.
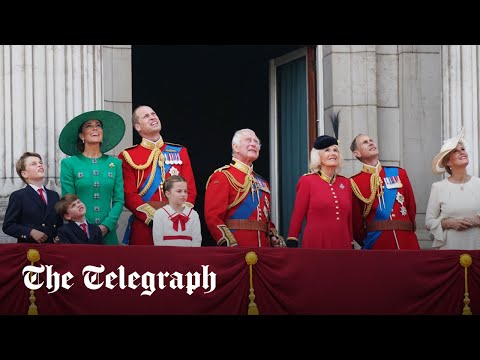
top-left (119, 105), bottom-right (197, 245)
top-left (350, 134), bottom-right (419, 250)
top-left (204, 129), bottom-right (284, 247)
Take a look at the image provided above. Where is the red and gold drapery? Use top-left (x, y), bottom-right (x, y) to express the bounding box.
top-left (0, 244), bottom-right (478, 315)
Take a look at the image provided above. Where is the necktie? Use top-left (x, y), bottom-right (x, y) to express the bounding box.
top-left (37, 188), bottom-right (47, 204)
top-left (80, 223), bottom-right (88, 238)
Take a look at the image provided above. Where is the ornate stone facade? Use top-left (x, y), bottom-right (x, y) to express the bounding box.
top-left (0, 45), bottom-right (477, 248)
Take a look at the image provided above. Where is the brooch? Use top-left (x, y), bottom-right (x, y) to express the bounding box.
top-left (109, 163), bottom-right (115, 168)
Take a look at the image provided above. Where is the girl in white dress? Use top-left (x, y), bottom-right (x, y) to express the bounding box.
top-left (425, 128), bottom-right (480, 250)
top-left (152, 175), bottom-right (202, 247)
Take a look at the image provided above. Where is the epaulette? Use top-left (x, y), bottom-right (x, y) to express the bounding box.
top-left (214, 165), bottom-right (230, 173)
top-left (122, 144), bottom-right (139, 151)
top-left (206, 165), bottom-right (230, 189)
top-left (165, 141), bottom-right (185, 148)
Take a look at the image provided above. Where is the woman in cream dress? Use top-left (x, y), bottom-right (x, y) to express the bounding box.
top-left (425, 128), bottom-right (480, 250)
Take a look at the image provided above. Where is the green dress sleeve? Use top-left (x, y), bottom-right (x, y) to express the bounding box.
top-left (100, 156), bottom-right (124, 232)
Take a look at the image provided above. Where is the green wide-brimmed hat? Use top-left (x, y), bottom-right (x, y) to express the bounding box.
top-left (59, 110), bottom-right (126, 156)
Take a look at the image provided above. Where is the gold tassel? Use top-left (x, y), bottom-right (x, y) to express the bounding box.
top-left (245, 251), bottom-right (259, 315)
top-left (459, 254), bottom-right (473, 315)
top-left (26, 249), bottom-right (40, 315)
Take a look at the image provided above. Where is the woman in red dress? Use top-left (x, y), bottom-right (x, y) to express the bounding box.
top-left (286, 135), bottom-right (353, 249)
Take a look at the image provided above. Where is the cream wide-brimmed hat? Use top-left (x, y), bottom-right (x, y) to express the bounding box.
top-left (431, 127), bottom-right (466, 174)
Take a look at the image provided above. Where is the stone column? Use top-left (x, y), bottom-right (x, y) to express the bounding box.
top-left (101, 45), bottom-right (133, 242)
top-left (442, 45), bottom-right (479, 177)
top-left (322, 45), bottom-right (378, 176)
top-left (398, 46), bottom-right (442, 247)
top-left (0, 45), bottom-right (103, 195)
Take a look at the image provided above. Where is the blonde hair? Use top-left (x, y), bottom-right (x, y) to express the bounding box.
top-left (309, 145), bottom-right (343, 173)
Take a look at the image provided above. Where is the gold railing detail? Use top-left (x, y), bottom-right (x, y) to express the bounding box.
top-left (26, 249), bottom-right (40, 315)
top-left (245, 251), bottom-right (259, 315)
top-left (459, 254), bottom-right (472, 315)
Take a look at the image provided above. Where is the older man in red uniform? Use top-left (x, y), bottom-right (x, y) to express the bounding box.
top-left (119, 105), bottom-right (196, 245)
top-left (350, 134), bottom-right (419, 250)
top-left (204, 129), bottom-right (283, 247)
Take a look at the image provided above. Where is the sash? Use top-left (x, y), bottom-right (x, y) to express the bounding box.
top-left (122, 144), bottom-right (182, 245)
top-left (363, 167), bottom-right (399, 250)
top-left (140, 144), bottom-right (181, 201)
top-left (228, 174), bottom-right (263, 233)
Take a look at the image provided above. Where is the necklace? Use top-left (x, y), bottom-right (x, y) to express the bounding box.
top-left (450, 175), bottom-right (469, 191)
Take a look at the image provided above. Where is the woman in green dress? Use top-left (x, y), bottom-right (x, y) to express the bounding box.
top-left (59, 110), bottom-right (125, 245)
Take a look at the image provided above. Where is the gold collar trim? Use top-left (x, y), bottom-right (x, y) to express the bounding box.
top-left (231, 157), bottom-right (253, 175)
top-left (141, 136), bottom-right (164, 150)
top-left (318, 171), bottom-right (336, 184)
top-left (362, 161), bottom-right (382, 175)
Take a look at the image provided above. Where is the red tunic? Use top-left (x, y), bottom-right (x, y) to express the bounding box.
top-left (287, 173), bottom-right (353, 249)
top-left (119, 138), bottom-right (197, 245)
top-left (204, 160), bottom-right (277, 247)
top-left (350, 163), bottom-right (419, 250)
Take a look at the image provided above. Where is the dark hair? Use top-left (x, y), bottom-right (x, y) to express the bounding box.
top-left (76, 119), bottom-right (103, 153)
top-left (163, 175), bottom-right (187, 195)
top-left (132, 105), bottom-right (150, 126)
top-left (15, 152), bottom-right (42, 183)
top-left (350, 134), bottom-right (363, 152)
top-left (55, 194), bottom-right (80, 219)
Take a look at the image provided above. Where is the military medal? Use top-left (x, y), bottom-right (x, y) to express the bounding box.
top-left (395, 192), bottom-right (407, 216)
top-left (165, 153), bottom-right (183, 165)
top-left (384, 175), bottom-right (403, 189)
top-left (395, 192), bottom-right (405, 204)
top-left (169, 166), bottom-right (180, 176)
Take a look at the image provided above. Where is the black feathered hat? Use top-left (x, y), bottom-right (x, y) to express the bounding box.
top-left (313, 135), bottom-right (338, 150)
top-left (313, 110), bottom-right (341, 150)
